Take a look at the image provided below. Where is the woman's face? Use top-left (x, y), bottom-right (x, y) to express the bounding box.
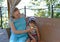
top-left (13, 10), bottom-right (21, 19)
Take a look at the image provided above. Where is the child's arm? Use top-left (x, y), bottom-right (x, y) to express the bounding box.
top-left (28, 32), bottom-right (36, 40)
top-left (35, 27), bottom-right (40, 42)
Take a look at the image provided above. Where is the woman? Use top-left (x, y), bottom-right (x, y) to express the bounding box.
top-left (9, 8), bottom-right (33, 42)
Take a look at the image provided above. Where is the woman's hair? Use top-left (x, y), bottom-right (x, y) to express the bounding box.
top-left (13, 8), bottom-right (18, 13)
top-left (11, 8), bottom-right (19, 18)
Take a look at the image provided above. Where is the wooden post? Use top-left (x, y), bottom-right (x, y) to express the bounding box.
top-left (7, 0), bottom-right (10, 19)
top-left (24, 6), bottom-right (26, 17)
top-left (0, 7), bottom-right (2, 28)
top-left (51, 4), bottom-right (54, 18)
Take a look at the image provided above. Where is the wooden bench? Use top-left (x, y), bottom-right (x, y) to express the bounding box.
top-left (6, 17), bottom-right (60, 42)
top-left (35, 17), bottom-right (60, 42)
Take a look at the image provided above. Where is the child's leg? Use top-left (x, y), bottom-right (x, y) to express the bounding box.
top-left (31, 40), bottom-right (34, 42)
top-left (31, 39), bottom-right (36, 42)
top-left (26, 38), bottom-right (30, 42)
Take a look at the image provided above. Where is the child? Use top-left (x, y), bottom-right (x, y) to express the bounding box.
top-left (27, 17), bottom-right (40, 42)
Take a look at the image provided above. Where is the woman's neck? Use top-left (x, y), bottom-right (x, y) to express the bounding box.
top-left (14, 16), bottom-right (21, 20)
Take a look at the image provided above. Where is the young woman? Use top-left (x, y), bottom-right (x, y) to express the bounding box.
top-left (9, 8), bottom-right (34, 42)
top-left (27, 18), bottom-right (40, 42)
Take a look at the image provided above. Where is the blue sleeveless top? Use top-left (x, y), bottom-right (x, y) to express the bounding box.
top-left (10, 17), bottom-right (28, 42)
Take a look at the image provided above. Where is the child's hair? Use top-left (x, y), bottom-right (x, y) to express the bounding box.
top-left (29, 20), bottom-right (36, 25)
top-left (11, 8), bottom-right (19, 18)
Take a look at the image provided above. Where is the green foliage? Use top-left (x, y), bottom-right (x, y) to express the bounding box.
top-left (54, 12), bottom-right (60, 18)
top-left (45, 0), bottom-right (58, 18)
top-left (46, 0), bottom-right (57, 5)
top-left (35, 9), bottom-right (47, 17)
top-left (55, 4), bottom-right (60, 8)
top-left (0, 0), bottom-right (4, 3)
top-left (30, 1), bottom-right (40, 6)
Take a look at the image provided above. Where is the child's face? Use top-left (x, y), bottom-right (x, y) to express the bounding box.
top-left (29, 23), bottom-right (35, 27)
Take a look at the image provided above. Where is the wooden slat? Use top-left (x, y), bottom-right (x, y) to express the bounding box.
top-left (7, 0), bottom-right (10, 18)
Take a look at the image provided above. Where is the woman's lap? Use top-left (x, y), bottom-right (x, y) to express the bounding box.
top-left (19, 37), bottom-right (28, 42)
top-left (10, 37), bottom-right (28, 42)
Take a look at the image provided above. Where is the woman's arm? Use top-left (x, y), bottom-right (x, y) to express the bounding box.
top-left (10, 22), bottom-right (32, 34)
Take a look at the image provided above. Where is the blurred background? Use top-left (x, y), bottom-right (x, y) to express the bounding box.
top-left (0, 0), bottom-right (60, 28)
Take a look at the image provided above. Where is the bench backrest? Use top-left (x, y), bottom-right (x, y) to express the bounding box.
top-left (35, 17), bottom-right (60, 42)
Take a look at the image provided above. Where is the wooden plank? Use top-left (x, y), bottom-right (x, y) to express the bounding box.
top-left (7, 0), bottom-right (10, 18)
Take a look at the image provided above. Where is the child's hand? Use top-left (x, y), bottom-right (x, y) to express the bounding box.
top-left (27, 28), bottom-right (34, 32)
top-left (30, 27), bottom-right (34, 29)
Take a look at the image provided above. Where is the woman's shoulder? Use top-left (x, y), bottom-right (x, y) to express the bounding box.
top-left (20, 14), bottom-right (26, 19)
top-left (19, 17), bottom-right (26, 20)
top-left (9, 19), bottom-right (15, 23)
